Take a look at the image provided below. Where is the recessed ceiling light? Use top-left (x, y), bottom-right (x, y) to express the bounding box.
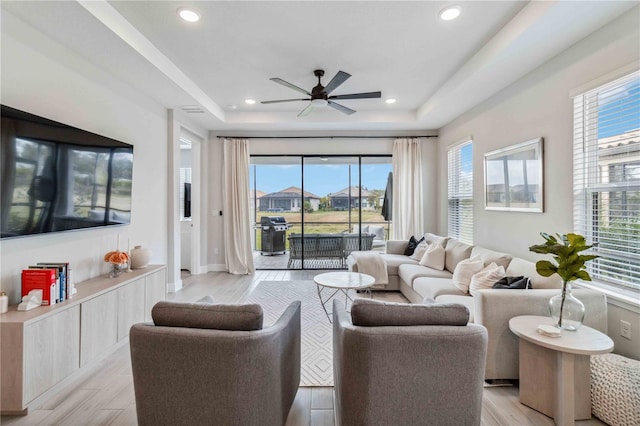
top-left (439, 6), bottom-right (461, 21)
top-left (178, 8), bottom-right (200, 23)
top-left (245, 99), bottom-right (256, 105)
top-left (385, 98), bottom-right (397, 104)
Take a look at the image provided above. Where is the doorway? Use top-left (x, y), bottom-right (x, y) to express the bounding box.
top-left (250, 155), bottom-right (391, 270)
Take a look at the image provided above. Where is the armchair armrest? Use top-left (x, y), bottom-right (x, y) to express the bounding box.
top-left (474, 288), bottom-right (607, 380)
top-left (386, 240), bottom-right (407, 255)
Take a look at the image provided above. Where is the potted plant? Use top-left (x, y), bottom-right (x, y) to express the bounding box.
top-left (529, 232), bottom-right (598, 330)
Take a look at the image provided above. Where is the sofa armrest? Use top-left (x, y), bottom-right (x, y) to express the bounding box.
top-left (386, 240), bottom-right (407, 255)
top-left (474, 288), bottom-right (607, 380)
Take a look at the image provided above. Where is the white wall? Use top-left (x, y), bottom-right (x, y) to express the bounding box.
top-left (0, 12), bottom-right (168, 303)
top-left (437, 8), bottom-right (640, 359)
top-left (206, 135), bottom-right (438, 269)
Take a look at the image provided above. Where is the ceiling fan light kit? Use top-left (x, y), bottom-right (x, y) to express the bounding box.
top-left (262, 69), bottom-right (382, 116)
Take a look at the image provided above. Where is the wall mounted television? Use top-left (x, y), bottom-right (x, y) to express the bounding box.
top-left (1, 105), bottom-right (133, 239)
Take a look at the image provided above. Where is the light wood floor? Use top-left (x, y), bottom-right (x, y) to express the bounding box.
top-left (1, 270), bottom-right (606, 426)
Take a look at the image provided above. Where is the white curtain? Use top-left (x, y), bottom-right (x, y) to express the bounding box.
top-left (222, 138), bottom-right (255, 274)
top-left (391, 138), bottom-right (424, 240)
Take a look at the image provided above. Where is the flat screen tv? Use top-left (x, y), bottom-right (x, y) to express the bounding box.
top-left (1, 105), bottom-right (133, 239)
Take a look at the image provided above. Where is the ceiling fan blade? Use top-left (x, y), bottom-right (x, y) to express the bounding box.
top-left (270, 78), bottom-right (311, 95)
top-left (328, 100), bottom-right (356, 115)
top-left (329, 91), bottom-right (382, 100)
top-left (297, 103), bottom-right (314, 117)
top-left (261, 98), bottom-right (310, 104)
top-left (323, 71), bottom-right (351, 95)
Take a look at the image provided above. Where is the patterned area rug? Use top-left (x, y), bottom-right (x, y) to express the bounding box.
top-left (245, 280), bottom-right (406, 386)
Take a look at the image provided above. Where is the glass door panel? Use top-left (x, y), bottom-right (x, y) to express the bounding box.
top-left (360, 157), bottom-right (393, 250)
top-left (250, 156), bottom-right (302, 270)
top-left (302, 157), bottom-right (360, 269)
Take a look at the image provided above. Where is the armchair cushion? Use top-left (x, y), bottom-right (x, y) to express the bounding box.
top-left (151, 301), bottom-right (263, 331)
top-left (350, 298), bottom-right (469, 326)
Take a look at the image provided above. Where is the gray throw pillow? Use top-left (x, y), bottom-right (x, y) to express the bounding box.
top-left (350, 298), bottom-right (469, 326)
top-left (152, 301), bottom-right (263, 331)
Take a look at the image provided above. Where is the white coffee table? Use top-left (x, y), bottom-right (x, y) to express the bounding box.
top-left (314, 272), bottom-right (375, 322)
top-left (509, 315), bottom-right (614, 426)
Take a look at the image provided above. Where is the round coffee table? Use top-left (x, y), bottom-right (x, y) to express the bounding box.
top-left (314, 272), bottom-right (375, 322)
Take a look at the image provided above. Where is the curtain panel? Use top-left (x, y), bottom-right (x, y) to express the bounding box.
top-left (391, 138), bottom-right (424, 240)
top-left (222, 138), bottom-right (255, 274)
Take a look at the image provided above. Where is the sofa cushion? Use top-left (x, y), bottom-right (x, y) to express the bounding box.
top-left (434, 295), bottom-right (475, 323)
top-left (470, 246), bottom-right (512, 270)
top-left (506, 257), bottom-right (562, 289)
top-left (352, 224), bottom-right (370, 234)
top-left (469, 263), bottom-right (506, 296)
top-left (152, 301), bottom-right (263, 331)
top-left (452, 257), bottom-right (484, 294)
top-left (410, 241), bottom-right (429, 260)
top-left (423, 233), bottom-right (450, 247)
top-left (350, 298), bottom-right (469, 326)
top-left (413, 277), bottom-right (465, 299)
top-left (419, 243), bottom-right (445, 270)
top-left (380, 254), bottom-right (420, 276)
top-left (368, 225), bottom-right (385, 241)
top-left (399, 264), bottom-right (453, 287)
top-left (445, 239), bottom-right (474, 273)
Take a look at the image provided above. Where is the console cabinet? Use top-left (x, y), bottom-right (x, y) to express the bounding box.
top-left (0, 265), bottom-right (166, 414)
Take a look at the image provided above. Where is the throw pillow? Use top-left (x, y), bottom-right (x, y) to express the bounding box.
top-left (351, 299), bottom-right (469, 326)
top-left (152, 301), bottom-right (263, 331)
top-left (419, 243), bottom-right (446, 270)
top-left (469, 262), bottom-right (506, 296)
top-left (410, 241), bottom-right (429, 260)
top-left (492, 276), bottom-right (532, 289)
top-left (452, 257), bottom-right (484, 294)
top-left (403, 235), bottom-right (425, 256)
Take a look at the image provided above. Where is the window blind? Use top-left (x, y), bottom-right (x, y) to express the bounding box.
top-left (448, 140), bottom-right (473, 244)
top-left (573, 70), bottom-right (640, 290)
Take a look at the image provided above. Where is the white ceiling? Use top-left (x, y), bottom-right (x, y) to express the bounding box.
top-left (2, 1), bottom-right (636, 132)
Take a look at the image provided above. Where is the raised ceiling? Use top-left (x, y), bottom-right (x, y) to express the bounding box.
top-left (2, 1), bottom-right (636, 131)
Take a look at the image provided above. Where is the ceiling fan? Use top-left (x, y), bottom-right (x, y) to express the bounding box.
top-left (261, 69), bottom-right (381, 117)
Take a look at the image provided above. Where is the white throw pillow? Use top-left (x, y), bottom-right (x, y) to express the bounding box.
top-left (419, 243), bottom-right (445, 270)
top-left (352, 224), bottom-right (369, 234)
top-left (452, 257), bottom-right (484, 294)
top-left (410, 242), bottom-right (429, 260)
top-left (469, 262), bottom-right (506, 296)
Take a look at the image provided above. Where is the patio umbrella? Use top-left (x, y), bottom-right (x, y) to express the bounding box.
top-left (381, 172), bottom-right (392, 221)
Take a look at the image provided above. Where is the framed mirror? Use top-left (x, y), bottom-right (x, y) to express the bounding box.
top-left (484, 137), bottom-right (543, 212)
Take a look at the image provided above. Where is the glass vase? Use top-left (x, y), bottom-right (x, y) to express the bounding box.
top-left (549, 282), bottom-right (585, 331)
top-left (109, 263), bottom-right (124, 278)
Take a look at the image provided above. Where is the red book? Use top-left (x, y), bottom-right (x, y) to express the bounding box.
top-left (22, 269), bottom-right (57, 306)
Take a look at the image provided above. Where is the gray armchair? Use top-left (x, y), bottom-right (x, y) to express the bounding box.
top-left (130, 300), bottom-right (301, 426)
top-left (333, 299), bottom-right (487, 426)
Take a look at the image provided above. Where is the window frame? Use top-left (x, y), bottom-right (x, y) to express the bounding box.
top-left (447, 138), bottom-right (474, 244)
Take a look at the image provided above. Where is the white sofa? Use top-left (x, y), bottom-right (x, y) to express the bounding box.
top-left (348, 233), bottom-right (608, 380)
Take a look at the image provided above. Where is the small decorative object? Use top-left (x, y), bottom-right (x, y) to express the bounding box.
top-left (130, 245), bottom-right (151, 269)
top-left (17, 289), bottom-right (43, 311)
top-left (0, 291), bottom-right (8, 314)
top-left (529, 232), bottom-right (598, 331)
top-left (104, 250), bottom-right (129, 278)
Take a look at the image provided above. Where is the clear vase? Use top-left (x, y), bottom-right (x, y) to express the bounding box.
top-left (549, 282), bottom-right (585, 331)
top-left (109, 263), bottom-right (124, 278)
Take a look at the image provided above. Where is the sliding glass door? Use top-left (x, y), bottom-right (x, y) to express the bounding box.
top-left (250, 155), bottom-right (391, 270)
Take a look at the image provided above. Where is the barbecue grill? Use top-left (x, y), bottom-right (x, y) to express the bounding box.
top-left (260, 216), bottom-right (289, 255)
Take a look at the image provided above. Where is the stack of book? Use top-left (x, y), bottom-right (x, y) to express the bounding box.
top-left (21, 262), bottom-right (71, 306)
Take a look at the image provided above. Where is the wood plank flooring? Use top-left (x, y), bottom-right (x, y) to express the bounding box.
top-left (1, 270), bottom-right (606, 426)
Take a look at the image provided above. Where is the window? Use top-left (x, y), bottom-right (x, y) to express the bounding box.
top-left (448, 139), bottom-right (473, 244)
top-left (573, 71), bottom-right (640, 291)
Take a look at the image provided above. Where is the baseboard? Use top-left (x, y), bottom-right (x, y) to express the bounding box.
top-left (207, 263), bottom-right (227, 272)
top-left (167, 279), bottom-right (183, 293)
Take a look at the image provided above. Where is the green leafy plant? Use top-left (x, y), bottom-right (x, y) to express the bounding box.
top-left (529, 232), bottom-right (598, 327)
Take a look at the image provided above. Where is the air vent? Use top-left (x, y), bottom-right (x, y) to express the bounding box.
top-left (180, 106), bottom-right (205, 114)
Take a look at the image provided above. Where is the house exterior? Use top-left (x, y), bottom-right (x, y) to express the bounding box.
top-left (259, 186), bottom-right (320, 212)
top-left (327, 186), bottom-right (376, 210)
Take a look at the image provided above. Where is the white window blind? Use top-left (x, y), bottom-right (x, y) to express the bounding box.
top-left (573, 70), bottom-right (640, 291)
top-left (448, 140), bottom-right (473, 244)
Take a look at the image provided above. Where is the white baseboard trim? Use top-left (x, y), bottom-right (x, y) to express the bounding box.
top-left (207, 263), bottom-right (227, 272)
top-left (167, 279), bottom-right (183, 293)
